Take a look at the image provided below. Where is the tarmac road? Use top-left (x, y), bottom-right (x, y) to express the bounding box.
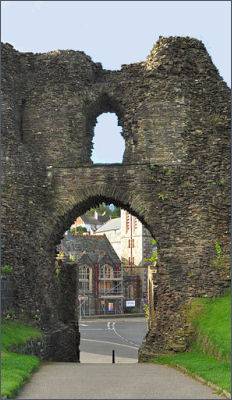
top-left (79, 317), bottom-right (147, 362)
top-left (17, 363), bottom-right (225, 399)
top-left (17, 317), bottom-right (226, 399)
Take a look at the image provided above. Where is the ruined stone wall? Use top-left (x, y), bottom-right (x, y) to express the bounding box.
top-left (1, 276), bottom-right (14, 314)
top-left (1, 37), bottom-right (230, 361)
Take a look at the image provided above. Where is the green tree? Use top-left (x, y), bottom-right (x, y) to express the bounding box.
top-left (70, 226), bottom-right (87, 236)
top-left (86, 203), bottom-right (120, 219)
top-left (111, 206), bottom-right (120, 218)
top-left (86, 203), bottom-right (111, 217)
top-left (144, 239), bottom-right (158, 264)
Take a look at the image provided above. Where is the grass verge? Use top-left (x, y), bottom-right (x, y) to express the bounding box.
top-left (154, 346), bottom-right (230, 393)
top-left (1, 320), bottom-right (42, 398)
top-left (151, 291), bottom-right (231, 394)
top-left (1, 351), bottom-right (40, 398)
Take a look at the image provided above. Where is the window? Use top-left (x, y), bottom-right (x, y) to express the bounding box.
top-left (79, 266), bottom-right (92, 291)
top-left (105, 266), bottom-right (112, 278)
top-left (132, 239), bottom-right (134, 248)
top-left (99, 281), bottom-right (111, 291)
top-left (128, 256), bottom-right (134, 266)
top-left (128, 239), bottom-right (131, 248)
top-left (100, 264), bottom-right (113, 279)
top-left (114, 269), bottom-right (122, 279)
top-left (91, 113), bottom-right (124, 163)
top-left (126, 212), bottom-right (130, 233)
top-left (79, 281), bottom-right (89, 291)
top-left (100, 266), bottom-right (104, 279)
top-left (79, 266), bottom-right (90, 280)
top-left (134, 218), bottom-right (138, 231)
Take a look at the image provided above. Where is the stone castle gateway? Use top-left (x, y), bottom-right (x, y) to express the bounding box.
top-left (2, 37), bottom-right (230, 361)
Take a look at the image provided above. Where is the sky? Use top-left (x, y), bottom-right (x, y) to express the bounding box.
top-left (2, 1), bottom-right (231, 163)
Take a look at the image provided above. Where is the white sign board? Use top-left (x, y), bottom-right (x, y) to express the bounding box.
top-left (126, 300), bottom-right (136, 307)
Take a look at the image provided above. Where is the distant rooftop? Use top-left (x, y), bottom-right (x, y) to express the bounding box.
top-left (81, 213), bottom-right (110, 225)
top-left (58, 232), bottom-right (120, 265)
top-left (95, 218), bottom-right (121, 233)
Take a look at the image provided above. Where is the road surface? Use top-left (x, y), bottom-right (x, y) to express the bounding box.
top-left (79, 317), bottom-right (147, 362)
top-left (17, 317), bottom-right (225, 399)
top-left (17, 363), bottom-right (224, 399)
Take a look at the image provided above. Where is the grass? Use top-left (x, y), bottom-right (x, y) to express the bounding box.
top-left (188, 292), bottom-right (230, 361)
top-left (2, 320), bottom-right (42, 350)
top-left (1, 351), bottom-right (40, 398)
top-left (154, 346), bottom-right (230, 393)
top-left (1, 320), bottom-right (42, 398)
top-left (152, 291), bottom-right (231, 394)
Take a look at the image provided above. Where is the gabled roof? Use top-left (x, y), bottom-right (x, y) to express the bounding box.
top-left (76, 252), bottom-right (95, 265)
top-left (95, 217), bottom-right (121, 233)
top-left (98, 252), bottom-right (118, 267)
top-left (58, 234), bottom-right (121, 266)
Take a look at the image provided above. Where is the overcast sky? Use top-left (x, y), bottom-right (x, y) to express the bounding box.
top-left (2, 1), bottom-right (231, 163)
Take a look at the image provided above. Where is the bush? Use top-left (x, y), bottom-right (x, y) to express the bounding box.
top-left (2, 264), bottom-right (13, 275)
top-left (70, 226), bottom-right (87, 235)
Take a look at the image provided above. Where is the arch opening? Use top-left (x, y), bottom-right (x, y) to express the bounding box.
top-left (85, 92), bottom-right (127, 164)
top-left (52, 195), bottom-right (155, 250)
top-left (91, 112), bottom-right (125, 164)
top-left (54, 198), bottom-right (158, 362)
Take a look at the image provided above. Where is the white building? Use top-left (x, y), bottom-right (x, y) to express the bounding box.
top-left (120, 210), bottom-right (153, 268)
top-left (70, 211), bottom-right (110, 234)
top-left (95, 210), bottom-right (153, 304)
top-left (94, 218), bottom-right (121, 257)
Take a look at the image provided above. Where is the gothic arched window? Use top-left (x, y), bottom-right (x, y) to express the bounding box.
top-left (100, 264), bottom-right (113, 279)
top-left (79, 266), bottom-right (92, 291)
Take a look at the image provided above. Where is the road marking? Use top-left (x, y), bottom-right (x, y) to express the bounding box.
top-left (112, 322), bottom-right (140, 347)
top-left (80, 323), bottom-right (89, 327)
top-left (81, 338), bottom-right (139, 350)
top-left (107, 321), bottom-right (115, 330)
top-left (80, 328), bottom-right (105, 331)
top-left (106, 321), bottom-right (140, 347)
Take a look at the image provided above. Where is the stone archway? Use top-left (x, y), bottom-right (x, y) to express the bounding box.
top-left (50, 189), bottom-right (158, 361)
top-left (2, 36), bottom-right (230, 361)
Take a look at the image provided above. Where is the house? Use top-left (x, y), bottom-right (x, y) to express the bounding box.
top-left (120, 210), bottom-right (153, 269)
top-left (94, 217), bottom-right (121, 257)
top-left (94, 209), bottom-right (154, 310)
top-left (58, 233), bottom-right (124, 316)
top-left (70, 211), bottom-right (110, 234)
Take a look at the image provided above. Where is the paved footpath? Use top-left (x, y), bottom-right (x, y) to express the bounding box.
top-left (17, 363), bottom-right (225, 399)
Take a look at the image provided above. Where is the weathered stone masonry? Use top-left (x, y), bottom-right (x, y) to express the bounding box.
top-left (1, 37), bottom-right (230, 361)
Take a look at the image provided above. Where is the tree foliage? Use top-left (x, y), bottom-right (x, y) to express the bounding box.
top-left (70, 226), bottom-right (87, 236)
top-left (144, 239), bottom-right (158, 264)
top-left (86, 203), bottom-right (120, 219)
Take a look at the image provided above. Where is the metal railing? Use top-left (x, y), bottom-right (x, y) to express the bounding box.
top-left (99, 274), bottom-right (123, 280)
top-left (99, 288), bottom-right (123, 295)
top-left (99, 282), bottom-right (124, 296)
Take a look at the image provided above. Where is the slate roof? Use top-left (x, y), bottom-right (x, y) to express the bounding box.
top-left (58, 233), bottom-right (121, 266)
top-left (95, 218), bottom-right (121, 233)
